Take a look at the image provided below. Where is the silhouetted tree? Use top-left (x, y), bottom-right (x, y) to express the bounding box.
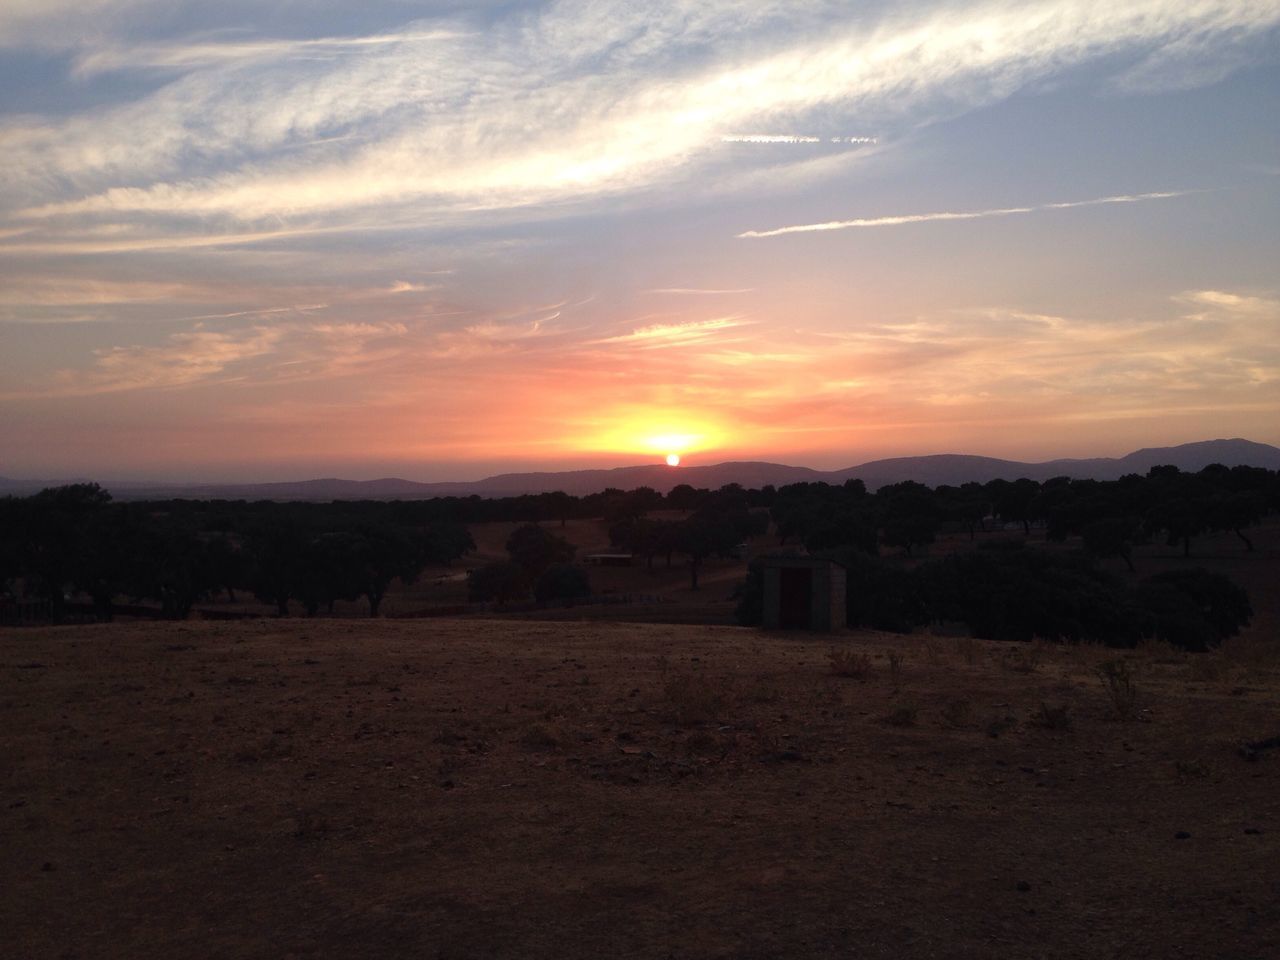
top-left (506, 523), bottom-right (575, 577)
top-left (468, 561), bottom-right (530, 605)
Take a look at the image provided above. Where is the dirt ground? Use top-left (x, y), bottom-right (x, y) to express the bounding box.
top-left (4, 619), bottom-right (1279, 959)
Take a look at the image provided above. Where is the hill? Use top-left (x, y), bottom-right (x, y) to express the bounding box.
top-left (8, 438), bottom-right (1279, 500)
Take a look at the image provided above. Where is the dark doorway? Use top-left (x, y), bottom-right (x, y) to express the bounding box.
top-left (779, 566), bottom-right (812, 629)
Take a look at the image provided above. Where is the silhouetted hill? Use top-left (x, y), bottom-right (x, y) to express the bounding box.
top-left (13, 438), bottom-right (1280, 500)
top-left (835, 439), bottom-right (1280, 488)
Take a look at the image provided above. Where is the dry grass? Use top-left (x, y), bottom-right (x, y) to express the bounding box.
top-left (1097, 658), bottom-right (1140, 720)
top-left (4, 618), bottom-right (1279, 960)
top-left (828, 646), bottom-right (874, 679)
top-left (1030, 702), bottom-right (1072, 731)
top-left (662, 671), bottom-right (727, 725)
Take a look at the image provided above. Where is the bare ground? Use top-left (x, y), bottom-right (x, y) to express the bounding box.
top-left (3, 619), bottom-right (1279, 960)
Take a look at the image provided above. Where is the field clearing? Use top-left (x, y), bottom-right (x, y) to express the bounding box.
top-left (4, 619), bottom-right (1279, 959)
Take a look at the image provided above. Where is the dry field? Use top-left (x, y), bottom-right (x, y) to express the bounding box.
top-left (4, 619), bottom-right (1279, 959)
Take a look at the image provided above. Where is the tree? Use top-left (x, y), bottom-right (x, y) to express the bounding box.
top-left (468, 561), bottom-right (530, 605)
top-left (505, 524), bottom-right (575, 577)
top-left (19, 484), bottom-right (114, 618)
top-left (351, 525), bottom-right (425, 617)
top-left (1082, 518), bottom-right (1137, 573)
top-left (673, 515), bottom-right (738, 590)
top-left (127, 524), bottom-right (218, 620)
top-left (247, 518), bottom-right (308, 616)
top-left (877, 481), bottom-right (940, 557)
top-left (418, 521), bottom-right (475, 566)
top-left (294, 533), bottom-right (363, 616)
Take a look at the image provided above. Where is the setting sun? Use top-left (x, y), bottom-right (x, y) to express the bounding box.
top-left (666, 453), bottom-right (680, 466)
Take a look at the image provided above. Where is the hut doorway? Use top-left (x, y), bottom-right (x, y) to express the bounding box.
top-left (779, 566), bottom-right (812, 629)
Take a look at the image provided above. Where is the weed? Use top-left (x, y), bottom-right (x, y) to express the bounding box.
top-left (887, 651), bottom-right (906, 687)
top-left (663, 672), bottom-right (726, 725)
top-left (520, 722), bottom-right (562, 750)
top-left (986, 714), bottom-right (1017, 738)
top-left (1175, 758), bottom-right (1211, 779)
top-left (828, 648), bottom-right (874, 680)
top-left (1135, 638), bottom-right (1183, 665)
top-left (1030, 702), bottom-right (1072, 731)
top-left (1221, 635), bottom-right (1279, 675)
top-left (939, 699), bottom-right (972, 728)
top-left (1186, 655), bottom-right (1226, 684)
top-left (1001, 645), bottom-right (1042, 674)
top-left (1097, 659), bottom-right (1139, 720)
top-left (883, 704), bottom-right (918, 727)
top-left (954, 636), bottom-right (980, 666)
top-left (743, 674), bottom-right (781, 704)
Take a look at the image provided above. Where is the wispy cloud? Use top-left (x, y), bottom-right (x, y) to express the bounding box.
top-left (3, 0), bottom-right (1275, 239)
top-left (17, 318), bottom-right (412, 398)
top-left (738, 191), bottom-right (1196, 238)
top-left (590, 316), bottom-right (751, 348)
top-left (645, 287), bottom-right (755, 296)
top-left (71, 30), bottom-right (462, 77)
top-left (720, 134), bottom-right (877, 144)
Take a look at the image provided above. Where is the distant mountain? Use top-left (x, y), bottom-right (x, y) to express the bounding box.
top-left (835, 438), bottom-right (1280, 489)
top-left (10, 438), bottom-right (1280, 501)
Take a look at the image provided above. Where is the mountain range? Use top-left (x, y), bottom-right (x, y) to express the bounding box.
top-left (4, 438), bottom-right (1278, 501)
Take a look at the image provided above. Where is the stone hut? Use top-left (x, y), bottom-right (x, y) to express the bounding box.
top-left (760, 556), bottom-right (846, 632)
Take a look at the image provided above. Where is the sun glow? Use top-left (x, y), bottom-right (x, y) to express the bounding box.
top-left (666, 453), bottom-right (680, 466)
top-left (576, 412), bottom-right (729, 460)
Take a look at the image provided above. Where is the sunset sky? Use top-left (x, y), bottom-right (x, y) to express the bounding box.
top-left (2, 0), bottom-right (1278, 482)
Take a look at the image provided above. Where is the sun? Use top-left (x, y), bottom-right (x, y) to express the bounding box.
top-left (666, 453), bottom-right (681, 467)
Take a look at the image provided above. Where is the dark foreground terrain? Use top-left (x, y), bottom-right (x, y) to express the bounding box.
top-left (4, 620), bottom-right (1279, 959)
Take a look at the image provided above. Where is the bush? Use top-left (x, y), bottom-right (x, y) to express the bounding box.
top-left (1135, 568), bottom-right (1251, 652)
top-left (467, 561), bottom-right (530, 604)
top-left (1097, 659), bottom-right (1139, 719)
top-left (920, 546), bottom-right (1139, 645)
top-left (533, 563), bottom-right (591, 603)
top-left (824, 549), bottom-right (924, 632)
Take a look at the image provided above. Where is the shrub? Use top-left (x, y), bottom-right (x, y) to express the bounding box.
top-left (1135, 568), bottom-right (1251, 652)
top-left (1097, 659), bottom-right (1139, 719)
top-left (1030, 702), bottom-right (1072, 731)
top-left (921, 546), bottom-right (1140, 645)
top-left (940, 699), bottom-right (972, 728)
top-left (883, 704), bottom-right (918, 727)
top-left (533, 563), bottom-right (591, 603)
top-left (828, 647), bottom-right (873, 679)
top-left (662, 673), bottom-right (726, 725)
top-left (467, 561), bottom-right (530, 604)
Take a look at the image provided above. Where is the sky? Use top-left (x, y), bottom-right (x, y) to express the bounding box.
top-left (1, 0), bottom-right (1278, 482)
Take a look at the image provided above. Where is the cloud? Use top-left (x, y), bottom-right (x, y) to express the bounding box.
top-left (737, 190), bottom-right (1195, 238)
top-left (590, 316), bottom-right (751, 348)
top-left (9, 317), bottom-right (412, 398)
top-left (720, 134), bottom-right (877, 144)
top-left (3, 0), bottom-right (1276, 239)
top-left (645, 287), bottom-right (755, 295)
top-left (71, 30), bottom-right (463, 77)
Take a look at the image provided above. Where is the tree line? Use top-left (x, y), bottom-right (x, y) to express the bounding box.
top-left (1, 462), bottom-right (1275, 630)
top-left (0, 485), bottom-right (474, 620)
top-left (737, 463), bottom-right (1278, 651)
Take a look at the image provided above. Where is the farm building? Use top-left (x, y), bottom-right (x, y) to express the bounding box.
top-left (760, 556), bottom-right (846, 632)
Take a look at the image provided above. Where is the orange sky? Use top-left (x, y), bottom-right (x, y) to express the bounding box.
top-left (1, 1), bottom-right (1278, 481)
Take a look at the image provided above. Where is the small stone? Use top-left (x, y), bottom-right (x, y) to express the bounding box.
top-left (441, 780), bottom-right (454, 790)
top-left (1174, 831), bottom-right (1191, 840)
top-left (1244, 827), bottom-right (1262, 835)
top-left (1016, 880), bottom-right (1031, 892)
top-left (41, 862), bottom-right (55, 872)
